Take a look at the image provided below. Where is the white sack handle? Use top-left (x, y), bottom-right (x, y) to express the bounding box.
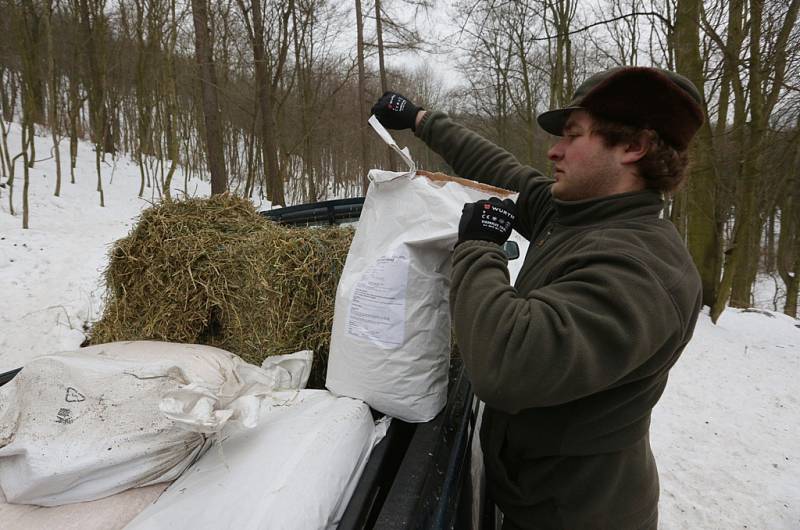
top-left (368, 115), bottom-right (416, 173)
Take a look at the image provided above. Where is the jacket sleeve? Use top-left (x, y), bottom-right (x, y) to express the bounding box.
top-left (449, 239), bottom-right (684, 413)
top-left (416, 111), bottom-right (554, 240)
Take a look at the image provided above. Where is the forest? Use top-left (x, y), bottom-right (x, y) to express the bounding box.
top-left (0, 0), bottom-right (798, 322)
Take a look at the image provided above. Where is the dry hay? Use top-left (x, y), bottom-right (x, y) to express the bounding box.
top-left (88, 194), bottom-right (354, 388)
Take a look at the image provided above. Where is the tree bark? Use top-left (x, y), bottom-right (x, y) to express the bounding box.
top-left (191, 0), bottom-right (227, 195)
top-left (290, 0), bottom-right (317, 202)
top-left (162, 0), bottom-right (180, 200)
top-left (675, 0), bottom-right (721, 308)
top-left (729, 0), bottom-right (799, 306)
top-left (777, 119), bottom-right (800, 318)
top-left (355, 0), bottom-right (369, 193)
top-left (44, 0), bottom-right (62, 197)
top-left (75, 0), bottom-right (107, 206)
top-left (710, 0), bottom-right (799, 321)
top-left (22, 126), bottom-right (30, 228)
top-left (253, 0), bottom-right (283, 204)
top-left (374, 0), bottom-right (393, 170)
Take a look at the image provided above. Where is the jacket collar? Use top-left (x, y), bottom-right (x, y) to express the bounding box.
top-left (553, 189), bottom-right (664, 226)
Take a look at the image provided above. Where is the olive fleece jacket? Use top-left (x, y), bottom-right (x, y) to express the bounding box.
top-left (416, 111), bottom-right (702, 529)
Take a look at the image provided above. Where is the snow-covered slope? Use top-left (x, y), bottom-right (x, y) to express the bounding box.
top-left (1, 121), bottom-right (798, 528)
top-left (1, 123), bottom-right (210, 371)
top-left (653, 309), bottom-right (799, 529)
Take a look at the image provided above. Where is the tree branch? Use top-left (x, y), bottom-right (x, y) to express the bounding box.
top-left (530, 11), bottom-right (673, 41)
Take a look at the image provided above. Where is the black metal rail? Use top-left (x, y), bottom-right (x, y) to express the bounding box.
top-left (260, 197), bottom-right (365, 226)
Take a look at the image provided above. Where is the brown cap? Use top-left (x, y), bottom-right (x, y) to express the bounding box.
top-left (537, 67), bottom-right (704, 150)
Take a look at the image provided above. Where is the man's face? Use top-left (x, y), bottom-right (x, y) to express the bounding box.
top-left (547, 110), bottom-right (628, 201)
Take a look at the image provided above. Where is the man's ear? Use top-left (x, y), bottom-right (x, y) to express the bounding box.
top-left (620, 130), bottom-right (653, 164)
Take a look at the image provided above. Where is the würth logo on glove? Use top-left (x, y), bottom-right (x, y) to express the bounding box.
top-left (480, 204), bottom-right (515, 233)
top-left (388, 94), bottom-right (407, 112)
top-left (458, 197), bottom-right (517, 247)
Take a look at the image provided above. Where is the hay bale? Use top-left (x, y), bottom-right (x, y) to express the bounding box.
top-left (89, 194), bottom-right (353, 388)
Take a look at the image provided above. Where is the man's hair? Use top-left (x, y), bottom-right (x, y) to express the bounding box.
top-left (589, 114), bottom-right (690, 193)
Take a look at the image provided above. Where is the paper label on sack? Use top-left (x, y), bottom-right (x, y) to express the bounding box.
top-left (346, 248), bottom-right (409, 348)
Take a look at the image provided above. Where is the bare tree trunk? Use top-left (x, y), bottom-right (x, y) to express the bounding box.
top-left (67, 74), bottom-right (80, 185)
top-left (669, 188), bottom-right (686, 234)
top-left (710, 0), bottom-right (799, 321)
top-left (13, 0), bottom-right (41, 223)
top-left (161, 0), bottom-right (180, 200)
top-left (374, 0), bottom-right (393, 170)
top-left (0, 82), bottom-right (10, 179)
top-left (765, 211), bottom-right (776, 273)
top-left (675, 0), bottom-right (721, 308)
top-left (291, 0), bottom-right (316, 202)
top-left (355, 0), bottom-right (369, 193)
top-left (191, 0), bottom-right (227, 195)
top-left (21, 121), bottom-right (32, 228)
top-left (784, 263), bottom-right (799, 318)
top-left (547, 0), bottom-right (576, 108)
top-left (0, 67), bottom-right (15, 123)
top-left (1, 117), bottom-right (23, 216)
top-left (0, 115), bottom-right (6, 180)
top-left (75, 0), bottom-right (108, 206)
top-left (1, 101), bottom-right (13, 175)
top-left (234, 0), bottom-right (290, 203)
top-left (712, 0), bottom-right (743, 138)
top-left (777, 119), bottom-right (800, 317)
top-left (243, 115), bottom-right (257, 198)
top-left (512, 16), bottom-right (536, 165)
top-left (253, 0), bottom-right (283, 204)
top-left (14, 0), bottom-right (41, 172)
top-left (132, 0), bottom-right (152, 197)
top-left (44, 0), bottom-right (62, 197)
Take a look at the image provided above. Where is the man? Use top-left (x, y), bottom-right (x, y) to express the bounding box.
top-left (371, 66), bottom-right (704, 529)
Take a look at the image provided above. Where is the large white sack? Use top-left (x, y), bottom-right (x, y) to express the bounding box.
top-left (0, 482), bottom-right (169, 530)
top-left (124, 389), bottom-right (389, 530)
top-left (326, 117), bottom-right (516, 422)
top-left (0, 341), bottom-right (310, 506)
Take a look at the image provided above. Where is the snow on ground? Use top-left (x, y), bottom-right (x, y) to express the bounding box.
top-left (652, 309), bottom-right (799, 529)
top-left (753, 272), bottom-right (788, 314)
top-left (1, 121), bottom-right (799, 528)
top-left (0, 122), bottom-right (210, 372)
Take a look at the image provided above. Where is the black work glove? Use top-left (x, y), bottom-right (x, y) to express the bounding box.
top-left (457, 197), bottom-right (517, 246)
top-left (370, 92), bottom-right (423, 131)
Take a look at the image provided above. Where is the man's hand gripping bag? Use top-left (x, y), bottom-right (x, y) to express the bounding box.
top-left (326, 117), bottom-right (515, 422)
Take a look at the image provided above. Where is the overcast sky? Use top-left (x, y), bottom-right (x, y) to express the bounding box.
top-left (337, 0), bottom-right (663, 92)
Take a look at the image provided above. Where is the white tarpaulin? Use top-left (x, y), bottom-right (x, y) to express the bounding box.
top-left (326, 117), bottom-right (516, 422)
top-left (0, 342), bottom-right (312, 506)
top-left (124, 389), bottom-right (389, 530)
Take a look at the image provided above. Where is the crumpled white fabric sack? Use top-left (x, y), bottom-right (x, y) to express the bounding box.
top-left (326, 118), bottom-right (517, 422)
top-left (0, 341), bottom-right (312, 506)
top-left (124, 389), bottom-right (389, 530)
top-left (160, 349), bottom-right (313, 432)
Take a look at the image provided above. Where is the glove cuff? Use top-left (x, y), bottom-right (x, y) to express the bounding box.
top-left (414, 110), bottom-right (431, 135)
top-left (453, 239), bottom-right (505, 253)
top-left (456, 234), bottom-right (506, 247)
top-left (410, 108), bottom-right (425, 132)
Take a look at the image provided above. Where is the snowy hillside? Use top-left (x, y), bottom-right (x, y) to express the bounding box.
top-left (652, 309), bottom-right (798, 529)
top-left (1, 122), bottom-right (798, 529)
top-left (1, 122), bottom-right (211, 370)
